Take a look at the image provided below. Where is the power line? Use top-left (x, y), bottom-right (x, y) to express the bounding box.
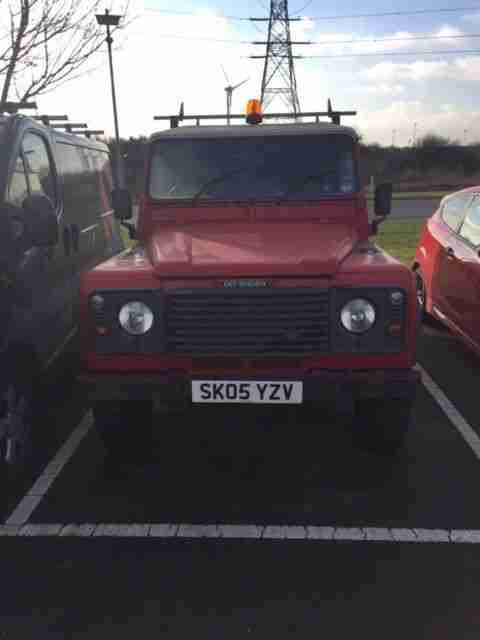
top-left (302, 48), bottom-right (480, 58)
top-left (127, 31), bottom-right (480, 46)
top-left (142, 7), bottom-right (250, 21)
top-left (253, 33), bottom-right (480, 45)
top-left (308, 32), bottom-right (480, 45)
top-left (308, 6), bottom-right (480, 20)
top-left (143, 5), bottom-right (480, 22)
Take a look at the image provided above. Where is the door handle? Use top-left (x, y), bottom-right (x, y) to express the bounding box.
top-left (445, 246), bottom-right (455, 259)
top-left (71, 224), bottom-right (79, 252)
top-left (63, 225), bottom-right (71, 256)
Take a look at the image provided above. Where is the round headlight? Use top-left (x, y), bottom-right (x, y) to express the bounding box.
top-left (118, 301), bottom-right (154, 335)
top-left (340, 298), bottom-right (376, 334)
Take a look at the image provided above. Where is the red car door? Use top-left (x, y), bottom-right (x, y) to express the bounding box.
top-left (431, 193), bottom-right (472, 324)
top-left (451, 196), bottom-right (480, 347)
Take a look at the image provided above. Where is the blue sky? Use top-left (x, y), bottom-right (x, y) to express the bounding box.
top-left (36, 0), bottom-right (480, 145)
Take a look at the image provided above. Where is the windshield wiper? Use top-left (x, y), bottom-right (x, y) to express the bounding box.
top-left (277, 168), bottom-right (338, 202)
top-left (191, 168), bottom-right (251, 204)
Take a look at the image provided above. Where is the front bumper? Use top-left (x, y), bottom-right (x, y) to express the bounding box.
top-left (79, 368), bottom-right (421, 412)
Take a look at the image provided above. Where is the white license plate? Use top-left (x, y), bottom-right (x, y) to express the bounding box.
top-left (192, 380), bottom-right (303, 404)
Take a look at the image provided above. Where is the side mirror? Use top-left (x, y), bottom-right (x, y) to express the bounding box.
top-left (111, 188), bottom-right (132, 220)
top-left (22, 194), bottom-right (58, 247)
top-left (374, 182), bottom-right (393, 217)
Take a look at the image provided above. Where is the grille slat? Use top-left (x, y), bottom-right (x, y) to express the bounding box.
top-left (165, 288), bottom-right (330, 356)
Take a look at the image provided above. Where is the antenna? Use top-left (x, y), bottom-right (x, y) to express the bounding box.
top-left (221, 66), bottom-right (249, 125)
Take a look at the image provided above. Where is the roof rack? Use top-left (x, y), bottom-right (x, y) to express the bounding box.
top-left (0, 101), bottom-right (37, 114)
top-left (154, 98), bottom-right (357, 129)
top-left (33, 114), bottom-right (69, 126)
top-left (52, 123), bottom-right (88, 133)
top-left (81, 130), bottom-right (105, 139)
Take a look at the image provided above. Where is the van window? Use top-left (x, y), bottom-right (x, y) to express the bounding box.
top-left (7, 155), bottom-right (29, 207)
top-left (90, 149), bottom-right (113, 212)
top-left (55, 142), bottom-right (102, 226)
top-left (22, 132), bottom-right (56, 204)
top-left (459, 198), bottom-right (480, 247)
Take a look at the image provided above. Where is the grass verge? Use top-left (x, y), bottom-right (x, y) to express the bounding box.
top-left (375, 218), bottom-right (425, 266)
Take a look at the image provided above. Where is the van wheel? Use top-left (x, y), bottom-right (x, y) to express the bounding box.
top-left (93, 400), bottom-right (153, 461)
top-left (352, 397), bottom-right (412, 456)
top-left (0, 376), bottom-right (35, 474)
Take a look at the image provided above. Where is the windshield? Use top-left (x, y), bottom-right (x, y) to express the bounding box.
top-left (149, 134), bottom-right (357, 201)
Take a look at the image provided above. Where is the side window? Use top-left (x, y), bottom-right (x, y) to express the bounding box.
top-left (22, 132), bottom-right (56, 203)
top-left (7, 155), bottom-right (29, 206)
top-left (459, 198), bottom-right (480, 247)
top-left (91, 150), bottom-right (113, 213)
top-left (441, 195), bottom-right (469, 231)
top-left (55, 141), bottom-right (102, 226)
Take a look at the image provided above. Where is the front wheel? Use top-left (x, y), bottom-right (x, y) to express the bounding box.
top-left (414, 267), bottom-right (436, 326)
top-left (352, 397), bottom-right (413, 455)
top-left (0, 366), bottom-right (36, 475)
top-left (93, 400), bottom-right (153, 461)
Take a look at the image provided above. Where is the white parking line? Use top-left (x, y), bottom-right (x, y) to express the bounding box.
top-left (417, 364), bottom-right (480, 461)
top-left (2, 522), bottom-right (480, 543)
top-left (4, 363), bottom-right (480, 545)
top-left (4, 412), bottom-right (93, 526)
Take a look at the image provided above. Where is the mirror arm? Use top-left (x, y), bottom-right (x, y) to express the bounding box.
top-left (121, 220), bottom-right (136, 240)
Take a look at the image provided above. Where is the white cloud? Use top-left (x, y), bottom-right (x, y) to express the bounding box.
top-left (347, 83), bottom-right (406, 95)
top-left (357, 100), bottom-right (480, 146)
top-left (362, 60), bottom-right (450, 83)
top-left (21, 8), bottom-right (480, 146)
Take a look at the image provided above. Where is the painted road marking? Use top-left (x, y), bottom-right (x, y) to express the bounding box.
top-left (4, 412), bottom-right (93, 526)
top-left (3, 363), bottom-right (480, 539)
top-left (417, 364), bottom-right (480, 461)
top-left (2, 523), bottom-right (480, 543)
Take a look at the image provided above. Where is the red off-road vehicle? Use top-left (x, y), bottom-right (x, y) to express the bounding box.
top-left (79, 102), bottom-right (420, 458)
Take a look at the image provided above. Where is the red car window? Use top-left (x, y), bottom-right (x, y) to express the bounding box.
top-left (459, 198), bottom-right (480, 247)
top-left (441, 194), bottom-right (470, 232)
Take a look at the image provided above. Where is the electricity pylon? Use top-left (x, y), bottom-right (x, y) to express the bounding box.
top-left (250, 0), bottom-right (309, 115)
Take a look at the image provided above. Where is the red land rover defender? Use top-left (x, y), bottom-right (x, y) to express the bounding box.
top-left (79, 102), bottom-right (420, 457)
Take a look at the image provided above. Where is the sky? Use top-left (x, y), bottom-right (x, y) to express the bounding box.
top-left (33, 0), bottom-right (480, 146)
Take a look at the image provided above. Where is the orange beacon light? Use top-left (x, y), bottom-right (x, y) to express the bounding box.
top-left (246, 99), bottom-right (263, 125)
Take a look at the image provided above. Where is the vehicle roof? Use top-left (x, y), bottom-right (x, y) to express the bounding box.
top-left (151, 122), bottom-right (358, 142)
top-left (450, 185), bottom-right (480, 195)
top-left (440, 186), bottom-right (480, 205)
top-left (0, 113), bottom-right (108, 151)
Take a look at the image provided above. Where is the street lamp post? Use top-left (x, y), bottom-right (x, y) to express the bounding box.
top-left (96, 8), bottom-right (122, 188)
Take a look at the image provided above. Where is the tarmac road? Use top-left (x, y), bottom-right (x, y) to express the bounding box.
top-left (2, 325), bottom-right (480, 638)
top-left (390, 197), bottom-right (439, 219)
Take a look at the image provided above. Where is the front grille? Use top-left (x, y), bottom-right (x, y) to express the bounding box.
top-left (165, 289), bottom-right (330, 355)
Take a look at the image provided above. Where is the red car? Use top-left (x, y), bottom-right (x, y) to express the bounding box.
top-left (414, 187), bottom-right (480, 356)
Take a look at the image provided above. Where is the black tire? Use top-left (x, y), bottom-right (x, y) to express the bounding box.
top-left (93, 399), bottom-right (153, 461)
top-left (414, 267), bottom-right (435, 326)
top-left (0, 351), bottom-right (37, 475)
top-left (352, 397), bottom-right (413, 456)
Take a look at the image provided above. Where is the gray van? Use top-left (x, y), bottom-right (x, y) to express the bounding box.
top-left (0, 113), bottom-right (124, 469)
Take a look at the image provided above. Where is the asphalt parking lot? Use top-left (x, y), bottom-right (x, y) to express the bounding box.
top-left (1, 322), bottom-right (480, 639)
top-left (391, 197), bottom-right (439, 219)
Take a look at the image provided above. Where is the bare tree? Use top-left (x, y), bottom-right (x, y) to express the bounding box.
top-left (0, 0), bottom-right (130, 106)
